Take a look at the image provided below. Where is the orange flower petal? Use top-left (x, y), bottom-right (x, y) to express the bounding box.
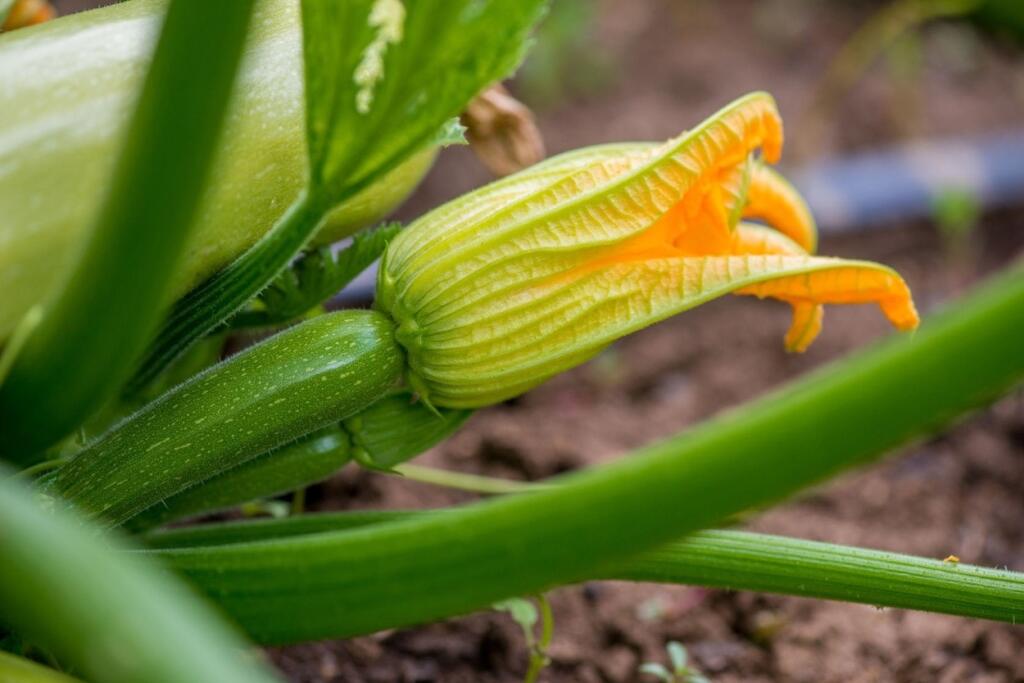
top-left (2, 0), bottom-right (55, 30)
top-left (730, 223), bottom-right (824, 351)
top-left (736, 262), bottom-right (919, 332)
top-left (784, 301), bottom-right (824, 352)
top-left (742, 164), bottom-right (817, 253)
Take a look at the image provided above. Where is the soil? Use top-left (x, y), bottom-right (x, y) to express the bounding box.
top-left (268, 215), bottom-right (1024, 682)
top-left (263, 1), bottom-right (1024, 680)
top-left (45, 0), bottom-right (1024, 680)
top-left (266, 1), bottom-right (1024, 680)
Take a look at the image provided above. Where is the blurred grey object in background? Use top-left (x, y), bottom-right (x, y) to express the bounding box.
top-left (793, 130), bottom-right (1024, 233)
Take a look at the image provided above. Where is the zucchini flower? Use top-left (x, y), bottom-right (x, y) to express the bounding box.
top-left (377, 92), bottom-right (919, 408)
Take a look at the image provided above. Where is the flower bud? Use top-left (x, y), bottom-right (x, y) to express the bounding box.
top-left (377, 92), bottom-right (918, 408)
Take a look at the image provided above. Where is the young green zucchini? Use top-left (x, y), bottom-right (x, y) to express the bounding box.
top-left (49, 310), bottom-right (403, 526)
top-left (123, 391), bottom-right (471, 531)
top-left (123, 426), bottom-right (352, 532)
top-left (0, 0), bottom-right (434, 344)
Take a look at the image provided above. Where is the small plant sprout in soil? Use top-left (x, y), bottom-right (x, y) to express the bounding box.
top-left (1, 1), bottom-right (1023, 682)
top-left (493, 595), bottom-right (554, 683)
top-left (639, 641), bottom-right (710, 683)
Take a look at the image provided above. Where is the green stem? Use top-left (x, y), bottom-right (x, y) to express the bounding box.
top-left (0, 471), bottom-right (281, 683)
top-left (0, 652), bottom-right (81, 683)
top-left (127, 189), bottom-right (329, 393)
top-left (141, 510), bottom-right (419, 549)
top-left (392, 463), bottom-right (538, 495)
top-left (291, 487), bottom-right (307, 516)
top-left (10, 457), bottom-right (68, 482)
top-left (607, 530), bottom-right (1024, 623)
top-left (524, 594), bottom-right (553, 683)
top-left (159, 265), bottom-right (1024, 643)
top-left (0, 0), bottom-right (256, 463)
top-left (149, 511), bottom-right (1024, 628)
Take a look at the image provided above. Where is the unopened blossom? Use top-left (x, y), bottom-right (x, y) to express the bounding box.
top-left (377, 92), bottom-right (918, 407)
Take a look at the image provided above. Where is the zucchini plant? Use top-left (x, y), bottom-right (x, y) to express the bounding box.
top-left (1, 1), bottom-right (1022, 681)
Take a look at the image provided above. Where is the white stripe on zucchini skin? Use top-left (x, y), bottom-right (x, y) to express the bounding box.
top-left (0, 0), bottom-right (434, 344)
top-left (48, 310), bottom-right (403, 527)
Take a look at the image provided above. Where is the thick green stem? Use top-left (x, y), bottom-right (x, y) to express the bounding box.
top-left (157, 264), bottom-right (1024, 643)
top-left (141, 510), bottom-right (418, 549)
top-left (0, 0), bottom-right (256, 462)
top-left (146, 510), bottom-right (1024, 629)
top-left (0, 472), bottom-right (281, 683)
top-left (51, 311), bottom-right (403, 527)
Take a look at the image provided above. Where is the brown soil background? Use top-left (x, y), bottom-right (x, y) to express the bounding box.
top-left (271, 219), bottom-right (1024, 683)
top-left (50, 0), bottom-right (1024, 680)
top-left (271, 1), bottom-right (1024, 680)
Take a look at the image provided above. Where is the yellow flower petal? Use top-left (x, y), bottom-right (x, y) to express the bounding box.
top-left (382, 92), bottom-right (783, 324)
top-left (414, 255), bottom-right (912, 406)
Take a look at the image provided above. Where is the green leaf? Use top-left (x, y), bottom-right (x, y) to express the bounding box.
top-left (639, 663), bottom-right (672, 682)
top-left (129, 0), bottom-right (548, 391)
top-left (429, 117), bottom-right (469, 148)
top-left (301, 0), bottom-right (546, 197)
top-left (233, 222), bottom-right (402, 329)
top-left (0, 0), bottom-right (257, 463)
top-left (0, 471), bottom-right (281, 683)
top-left (492, 597), bottom-right (538, 635)
top-left (666, 642), bottom-right (688, 673)
top-left (157, 263), bottom-right (1024, 643)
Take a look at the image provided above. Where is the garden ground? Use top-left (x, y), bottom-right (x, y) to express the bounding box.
top-left (266, 1), bottom-right (1024, 679)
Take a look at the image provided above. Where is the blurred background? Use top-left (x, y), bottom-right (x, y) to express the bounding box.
top-left (40, 1), bottom-right (1024, 681)
top-left (402, 0), bottom-right (1024, 231)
